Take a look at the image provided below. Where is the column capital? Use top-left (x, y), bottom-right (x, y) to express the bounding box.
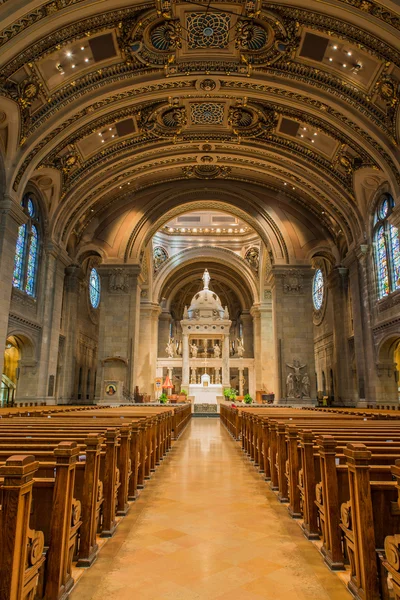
top-left (327, 266), bottom-right (349, 290)
top-left (98, 263), bottom-right (141, 294)
top-left (0, 195), bottom-right (27, 227)
top-left (140, 301), bottom-right (162, 317)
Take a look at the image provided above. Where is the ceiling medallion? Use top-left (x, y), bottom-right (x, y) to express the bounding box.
top-left (186, 13), bottom-right (230, 49)
top-left (150, 20), bottom-right (182, 51)
top-left (182, 165), bottom-right (231, 179)
top-left (199, 79), bottom-right (217, 92)
top-left (235, 20), bottom-right (268, 51)
top-left (191, 103), bottom-right (224, 125)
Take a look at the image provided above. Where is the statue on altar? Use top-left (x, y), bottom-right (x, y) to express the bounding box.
top-left (237, 337), bottom-right (245, 358)
top-left (213, 343), bottom-right (221, 358)
top-left (202, 269), bottom-right (210, 290)
top-left (190, 342), bottom-right (198, 358)
top-left (165, 337), bottom-right (175, 358)
top-left (183, 305), bottom-right (188, 319)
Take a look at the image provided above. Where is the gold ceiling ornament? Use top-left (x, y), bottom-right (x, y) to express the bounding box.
top-left (182, 164), bottom-right (232, 179)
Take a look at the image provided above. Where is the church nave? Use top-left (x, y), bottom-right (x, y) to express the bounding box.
top-left (70, 419), bottom-right (350, 600)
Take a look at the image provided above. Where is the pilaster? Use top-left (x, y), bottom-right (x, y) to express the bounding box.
top-left (270, 266), bottom-right (316, 403)
top-left (96, 264), bottom-right (141, 401)
top-left (137, 301), bottom-right (161, 398)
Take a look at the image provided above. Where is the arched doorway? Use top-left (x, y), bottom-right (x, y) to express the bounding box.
top-left (2, 337), bottom-right (20, 407)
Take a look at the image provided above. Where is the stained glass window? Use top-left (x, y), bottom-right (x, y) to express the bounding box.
top-left (25, 225), bottom-right (38, 296)
top-left (12, 195), bottom-right (40, 296)
top-left (13, 225), bottom-right (26, 289)
top-left (312, 268), bottom-right (324, 310)
top-left (390, 225), bottom-right (400, 290)
top-left (376, 226), bottom-right (389, 298)
top-left (374, 193), bottom-right (398, 299)
top-left (89, 268), bottom-right (101, 308)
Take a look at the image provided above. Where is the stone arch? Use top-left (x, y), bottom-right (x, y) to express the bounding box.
top-left (153, 246), bottom-right (260, 308)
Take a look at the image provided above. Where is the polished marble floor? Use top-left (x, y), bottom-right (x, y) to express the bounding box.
top-left (71, 419), bottom-right (350, 599)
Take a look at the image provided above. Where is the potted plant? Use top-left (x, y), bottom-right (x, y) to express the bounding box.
top-left (159, 393), bottom-right (168, 404)
top-left (180, 388), bottom-right (188, 397)
top-left (244, 393), bottom-right (253, 404)
top-left (223, 388), bottom-right (232, 400)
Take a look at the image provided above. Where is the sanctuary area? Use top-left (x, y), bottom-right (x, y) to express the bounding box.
top-left (0, 0), bottom-right (400, 598)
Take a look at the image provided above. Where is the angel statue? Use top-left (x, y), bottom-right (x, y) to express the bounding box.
top-left (190, 342), bottom-right (198, 358)
top-left (165, 337), bottom-right (175, 358)
top-left (237, 337), bottom-right (245, 358)
top-left (213, 343), bottom-right (221, 358)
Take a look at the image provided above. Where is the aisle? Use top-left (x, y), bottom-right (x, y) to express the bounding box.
top-left (70, 419), bottom-right (350, 600)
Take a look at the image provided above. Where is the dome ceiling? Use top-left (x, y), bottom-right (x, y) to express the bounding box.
top-left (0, 0), bottom-right (398, 262)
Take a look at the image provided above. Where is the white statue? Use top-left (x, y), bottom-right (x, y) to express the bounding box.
top-left (286, 373), bottom-right (295, 397)
top-left (165, 337), bottom-right (175, 358)
top-left (183, 305), bottom-right (188, 319)
top-left (190, 342), bottom-right (198, 358)
top-left (213, 343), bottom-right (221, 358)
top-left (302, 373), bottom-right (310, 397)
top-left (224, 305), bottom-right (229, 319)
top-left (216, 369), bottom-right (221, 384)
top-left (237, 337), bottom-right (245, 358)
top-left (190, 367), bottom-right (196, 384)
top-left (202, 269), bottom-right (210, 290)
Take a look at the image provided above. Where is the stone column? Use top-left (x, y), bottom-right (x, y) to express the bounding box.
top-left (241, 310), bottom-right (253, 357)
top-left (345, 247), bottom-right (376, 405)
top-left (222, 333), bottom-right (230, 387)
top-left (0, 196), bottom-right (26, 375)
top-left (58, 265), bottom-right (84, 403)
top-left (167, 367), bottom-right (173, 396)
top-left (182, 333), bottom-right (189, 388)
top-left (271, 267), bottom-right (316, 403)
top-left (137, 301), bottom-right (161, 398)
top-left (327, 267), bottom-right (352, 404)
top-left (238, 365), bottom-right (244, 396)
top-left (96, 265), bottom-right (141, 401)
top-left (251, 293), bottom-right (275, 394)
top-left (158, 310), bottom-right (171, 358)
top-left (36, 244), bottom-right (69, 404)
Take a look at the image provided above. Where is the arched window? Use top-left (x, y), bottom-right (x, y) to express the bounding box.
top-left (12, 195), bottom-right (40, 297)
top-left (312, 268), bottom-right (324, 310)
top-left (373, 193), bottom-right (400, 299)
top-left (89, 268), bottom-right (101, 309)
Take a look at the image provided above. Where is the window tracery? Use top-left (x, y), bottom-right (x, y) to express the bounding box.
top-left (89, 268), bottom-right (101, 308)
top-left (12, 194), bottom-right (40, 297)
top-left (312, 268), bottom-right (324, 310)
top-left (373, 194), bottom-right (400, 299)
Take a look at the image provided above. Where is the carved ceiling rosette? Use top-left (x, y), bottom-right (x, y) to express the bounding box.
top-left (228, 102), bottom-right (277, 138)
top-left (138, 101), bottom-right (187, 138)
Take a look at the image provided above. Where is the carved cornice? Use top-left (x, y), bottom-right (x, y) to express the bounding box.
top-left (9, 312), bottom-right (41, 332)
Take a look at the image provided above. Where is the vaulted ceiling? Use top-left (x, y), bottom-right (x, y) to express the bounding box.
top-left (0, 0), bottom-right (398, 264)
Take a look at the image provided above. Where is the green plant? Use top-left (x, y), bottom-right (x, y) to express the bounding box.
top-left (180, 388), bottom-right (188, 396)
top-left (159, 393), bottom-right (168, 404)
top-left (244, 393), bottom-right (253, 404)
top-left (224, 387), bottom-right (237, 401)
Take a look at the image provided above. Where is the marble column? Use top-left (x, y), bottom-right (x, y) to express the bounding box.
top-left (222, 333), bottom-right (230, 387)
top-left (158, 310), bottom-right (171, 358)
top-left (251, 293), bottom-right (275, 394)
top-left (58, 265), bottom-right (85, 403)
top-left (241, 310), bottom-right (253, 358)
top-left (270, 267), bottom-right (316, 402)
top-left (167, 367), bottom-right (173, 396)
top-left (182, 333), bottom-right (189, 388)
top-left (327, 267), bottom-right (352, 403)
top-left (36, 244), bottom-right (69, 404)
top-left (137, 301), bottom-right (161, 398)
top-left (0, 196), bottom-right (26, 376)
top-left (345, 246), bottom-right (376, 406)
top-left (96, 265), bottom-right (141, 401)
top-left (238, 365), bottom-right (244, 396)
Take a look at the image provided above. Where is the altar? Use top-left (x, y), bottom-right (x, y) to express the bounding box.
top-left (189, 384), bottom-right (223, 405)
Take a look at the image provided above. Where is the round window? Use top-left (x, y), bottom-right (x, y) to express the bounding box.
top-left (89, 268), bottom-right (101, 309)
top-left (312, 268), bottom-right (324, 310)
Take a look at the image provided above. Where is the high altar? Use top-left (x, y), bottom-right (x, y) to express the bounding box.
top-left (182, 270), bottom-right (231, 409)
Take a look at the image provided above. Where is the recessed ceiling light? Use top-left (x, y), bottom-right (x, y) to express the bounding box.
top-left (81, 47), bottom-right (85, 51)
top-left (284, 182), bottom-right (287, 185)
top-left (303, 127), bottom-right (307, 131)
top-left (313, 132), bottom-right (317, 136)
top-left (311, 139), bottom-right (315, 143)
top-left (101, 140), bottom-right (104, 143)
top-left (300, 134), bottom-right (304, 138)
top-left (343, 64), bottom-right (347, 68)
top-left (347, 51), bottom-right (352, 56)
top-left (112, 135), bottom-right (115, 138)
top-left (333, 45), bottom-right (338, 50)
top-left (329, 57), bottom-right (333, 62)
top-left (85, 58), bottom-right (89, 63)
top-left (71, 64), bottom-right (76, 69)
top-left (109, 127), bottom-right (112, 131)
top-left (66, 51), bottom-right (72, 57)
top-left (292, 187), bottom-right (295, 190)
top-left (98, 133), bottom-right (102, 136)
